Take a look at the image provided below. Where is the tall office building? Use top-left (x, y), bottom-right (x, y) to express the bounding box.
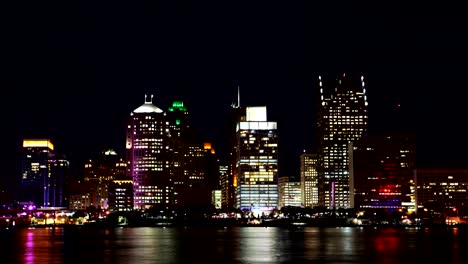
top-left (235, 106), bottom-right (278, 214)
top-left (221, 88), bottom-right (245, 211)
top-left (48, 153), bottom-right (70, 208)
top-left (126, 95), bottom-right (173, 210)
top-left (21, 139), bottom-right (54, 207)
top-left (317, 73), bottom-right (368, 209)
top-left (350, 133), bottom-right (416, 212)
top-left (300, 152), bottom-right (319, 208)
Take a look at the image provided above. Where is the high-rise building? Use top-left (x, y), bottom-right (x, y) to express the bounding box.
top-left (221, 88), bottom-right (245, 211)
top-left (235, 106), bottom-right (278, 214)
top-left (48, 153), bottom-right (70, 208)
top-left (350, 133), bottom-right (416, 212)
top-left (126, 95), bottom-right (173, 210)
top-left (21, 139), bottom-right (54, 207)
top-left (278, 176), bottom-right (302, 209)
top-left (83, 149), bottom-right (126, 209)
top-left (127, 96), bottom-right (216, 210)
top-left (108, 179), bottom-right (133, 212)
top-left (317, 73), bottom-right (368, 209)
top-left (300, 152), bottom-right (319, 208)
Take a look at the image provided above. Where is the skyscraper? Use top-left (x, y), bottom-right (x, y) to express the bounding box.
top-left (48, 153), bottom-right (70, 208)
top-left (235, 106), bottom-right (278, 214)
top-left (221, 88), bottom-right (244, 211)
top-left (21, 139), bottom-right (54, 207)
top-left (83, 149), bottom-right (126, 209)
top-left (317, 73), bottom-right (368, 209)
top-left (126, 95), bottom-right (172, 210)
top-left (350, 133), bottom-right (416, 212)
top-left (300, 152), bottom-right (319, 208)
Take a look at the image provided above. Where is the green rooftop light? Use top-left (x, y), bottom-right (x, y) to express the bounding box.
top-left (172, 101), bottom-right (184, 108)
top-left (169, 101), bottom-right (187, 112)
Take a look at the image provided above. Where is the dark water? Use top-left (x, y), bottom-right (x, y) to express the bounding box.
top-left (1, 226), bottom-right (467, 263)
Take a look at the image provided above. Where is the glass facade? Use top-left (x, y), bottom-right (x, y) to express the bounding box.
top-left (235, 106), bottom-right (278, 213)
top-left (21, 139), bottom-right (54, 207)
top-left (278, 177), bottom-right (302, 208)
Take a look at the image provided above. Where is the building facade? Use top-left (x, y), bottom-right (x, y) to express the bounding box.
top-left (235, 106), bottom-right (278, 214)
top-left (83, 149), bottom-right (126, 209)
top-left (415, 169), bottom-right (468, 216)
top-left (48, 153), bottom-right (70, 208)
top-left (108, 179), bottom-right (134, 212)
top-left (21, 139), bottom-right (54, 207)
top-left (278, 176), bottom-right (302, 209)
top-left (300, 153), bottom-right (319, 208)
top-left (126, 95), bottom-right (173, 210)
top-left (350, 133), bottom-right (416, 212)
top-left (317, 73), bottom-right (368, 209)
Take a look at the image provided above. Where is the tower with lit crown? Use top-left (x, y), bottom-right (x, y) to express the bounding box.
top-left (317, 73), bottom-right (368, 209)
top-left (235, 106), bottom-right (279, 214)
top-left (126, 95), bottom-right (173, 210)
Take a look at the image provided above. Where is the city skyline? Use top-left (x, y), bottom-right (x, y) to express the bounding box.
top-left (2, 2), bottom-right (466, 189)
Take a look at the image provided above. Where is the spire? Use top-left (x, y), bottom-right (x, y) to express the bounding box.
top-left (237, 85), bottom-right (240, 107)
top-left (231, 85), bottom-right (241, 108)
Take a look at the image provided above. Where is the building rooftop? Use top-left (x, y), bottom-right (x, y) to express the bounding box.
top-left (133, 102), bottom-right (163, 113)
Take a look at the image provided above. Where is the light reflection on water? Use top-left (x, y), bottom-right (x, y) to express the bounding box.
top-left (1, 226), bottom-right (468, 264)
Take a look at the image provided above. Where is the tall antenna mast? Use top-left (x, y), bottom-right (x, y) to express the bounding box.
top-left (237, 85), bottom-right (240, 108)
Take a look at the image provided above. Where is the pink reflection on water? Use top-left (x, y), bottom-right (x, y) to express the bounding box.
top-left (25, 230), bottom-right (35, 264)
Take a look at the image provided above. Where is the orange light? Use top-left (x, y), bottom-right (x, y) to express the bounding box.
top-left (204, 143), bottom-right (212, 150)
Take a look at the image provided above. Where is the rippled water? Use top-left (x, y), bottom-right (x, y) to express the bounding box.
top-left (1, 226), bottom-right (467, 263)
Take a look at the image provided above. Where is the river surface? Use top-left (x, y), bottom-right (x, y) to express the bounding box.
top-left (1, 226), bottom-right (467, 263)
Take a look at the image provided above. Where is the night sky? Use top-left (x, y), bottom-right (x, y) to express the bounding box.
top-left (2, 2), bottom-right (467, 189)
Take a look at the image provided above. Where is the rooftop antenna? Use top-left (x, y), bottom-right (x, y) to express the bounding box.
top-left (237, 85), bottom-right (240, 108)
top-left (231, 84), bottom-right (241, 108)
top-left (144, 94), bottom-right (154, 103)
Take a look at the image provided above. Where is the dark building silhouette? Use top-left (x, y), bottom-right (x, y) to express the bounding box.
top-left (20, 139), bottom-right (69, 208)
top-left (415, 169), bottom-right (468, 216)
top-left (108, 179), bottom-right (133, 212)
top-left (48, 153), bottom-right (70, 208)
top-left (83, 149), bottom-right (126, 209)
top-left (350, 133), bottom-right (416, 212)
top-left (220, 89), bottom-right (245, 211)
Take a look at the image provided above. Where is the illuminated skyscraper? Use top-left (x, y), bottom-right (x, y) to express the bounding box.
top-left (300, 152), bottom-right (319, 208)
top-left (235, 106), bottom-right (278, 214)
top-left (127, 96), bottom-right (216, 210)
top-left (21, 139), bottom-right (54, 207)
top-left (126, 95), bottom-right (172, 210)
top-left (317, 73), bottom-right (368, 209)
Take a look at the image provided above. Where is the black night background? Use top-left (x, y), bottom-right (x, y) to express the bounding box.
top-left (1, 1), bottom-right (466, 189)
